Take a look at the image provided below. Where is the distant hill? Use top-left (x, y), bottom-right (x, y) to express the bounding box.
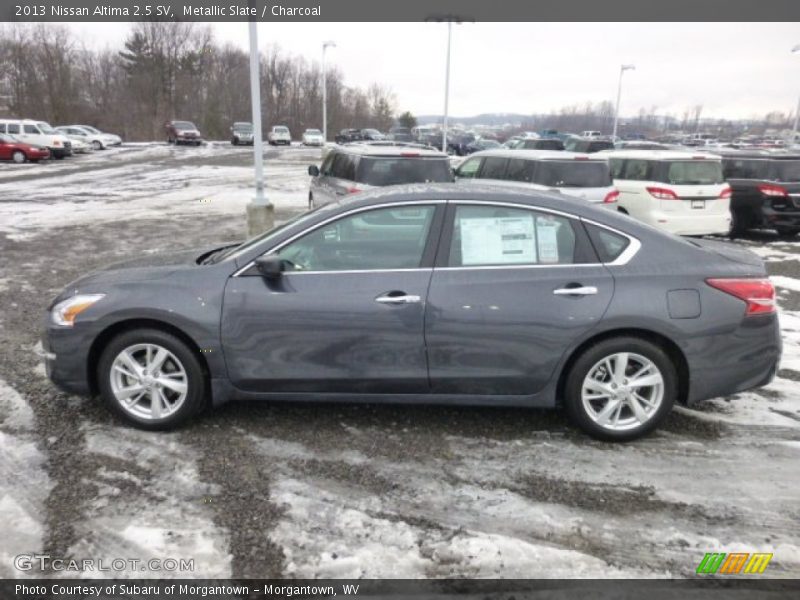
top-left (415, 113), bottom-right (536, 127)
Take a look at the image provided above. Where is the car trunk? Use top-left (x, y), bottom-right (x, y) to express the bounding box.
top-left (687, 238), bottom-right (764, 268)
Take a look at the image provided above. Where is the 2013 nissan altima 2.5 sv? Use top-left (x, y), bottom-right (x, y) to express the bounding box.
top-left (43, 184), bottom-right (781, 441)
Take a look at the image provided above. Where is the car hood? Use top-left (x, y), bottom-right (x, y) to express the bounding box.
top-left (65, 243), bottom-right (237, 288)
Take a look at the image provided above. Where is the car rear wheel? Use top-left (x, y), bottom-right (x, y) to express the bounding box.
top-left (564, 337), bottom-right (676, 441)
top-left (12, 150), bottom-right (26, 163)
top-left (97, 329), bottom-right (207, 430)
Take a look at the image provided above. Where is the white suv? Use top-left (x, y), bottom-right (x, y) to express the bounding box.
top-left (605, 150), bottom-right (731, 236)
top-left (454, 149), bottom-right (619, 207)
top-left (0, 119), bottom-right (73, 158)
top-left (268, 125), bottom-right (291, 146)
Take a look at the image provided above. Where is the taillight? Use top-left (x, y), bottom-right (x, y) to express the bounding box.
top-left (719, 186), bottom-right (732, 199)
top-left (347, 187), bottom-right (361, 194)
top-left (646, 186), bottom-right (679, 200)
top-left (758, 184), bottom-right (788, 198)
top-left (400, 152), bottom-right (420, 157)
top-left (603, 190), bottom-right (620, 204)
top-left (706, 278), bottom-right (776, 316)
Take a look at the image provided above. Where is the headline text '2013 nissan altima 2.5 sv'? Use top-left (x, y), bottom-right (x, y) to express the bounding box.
top-left (43, 184), bottom-right (781, 441)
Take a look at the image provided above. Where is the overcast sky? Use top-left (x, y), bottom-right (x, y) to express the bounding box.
top-left (66, 21), bottom-right (800, 120)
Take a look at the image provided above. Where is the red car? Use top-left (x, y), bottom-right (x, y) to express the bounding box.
top-left (0, 134), bottom-right (50, 163)
top-left (165, 120), bottom-right (203, 146)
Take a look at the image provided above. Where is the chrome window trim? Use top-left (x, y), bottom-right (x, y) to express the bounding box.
top-left (232, 200), bottom-right (445, 277)
top-left (579, 216), bottom-right (642, 266)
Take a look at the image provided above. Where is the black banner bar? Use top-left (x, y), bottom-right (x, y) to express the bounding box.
top-left (2, 579), bottom-right (800, 600)
top-left (2, 0), bottom-right (800, 22)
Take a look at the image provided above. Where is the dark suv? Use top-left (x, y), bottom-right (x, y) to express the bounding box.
top-left (334, 129), bottom-right (364, 144)
top-left (165, 120), bottom-right (203, 146)
top-left (564, 138), bottom-right (615, 153)
top-left (719, 150), bottom-right (800, 237)
top-left (307, 144), bottom-right (453, 208)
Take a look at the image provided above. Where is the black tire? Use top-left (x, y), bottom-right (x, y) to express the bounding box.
top-left (776, 227), bottom-right (800, 238)
top-left (97, 328), bottom-right (208, 430)
top-left (563, 336), bottom-right (677, 442)
top-left (232, 138), bottom-right (238, 146)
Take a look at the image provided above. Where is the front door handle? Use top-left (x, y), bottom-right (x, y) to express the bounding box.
top-left (375, 292), bottom-right (421, 305)
top-left (553, 286), bottom-right (598, 296)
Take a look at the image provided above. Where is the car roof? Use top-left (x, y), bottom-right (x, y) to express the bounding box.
top-left (601, 149), bottom-right (721, 160)
top-left (332, 143), bottom-right (448, 157)
top-left (706, 148), bottom-right (800, 160)
top-left (466, 148), bottom-right (607, 161)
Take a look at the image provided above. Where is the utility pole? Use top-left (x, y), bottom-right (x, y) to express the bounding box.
top-left (322, 41), bottom-right (336, 143)
top-left (612, 64), bottom-right (635, 140)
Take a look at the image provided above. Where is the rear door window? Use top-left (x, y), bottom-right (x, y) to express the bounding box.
top-left (448, 205), bottom-right (577, 267)
top-left (534, 161), bottom-right (612, 188)
top-left (331, 154), bottom-right (357, 180)
top-left (24, 124), bottom-right (40, 134)
top-left (479, 157), bottom-right (508, 180)
top-left (356, 157), bottom-right (453, 186)
top-left (506, 159), bottom-right (536, 182)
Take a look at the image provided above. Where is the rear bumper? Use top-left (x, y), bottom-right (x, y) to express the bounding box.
top-left (758, 205), bottom-right (800, 230)
top-left (647, 210), bottom-right (731, 236)
top-left (687, 314), bottom-right (782, 404)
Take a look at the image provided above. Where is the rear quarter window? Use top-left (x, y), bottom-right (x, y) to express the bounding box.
top-left (585, 224), bottom-right (630, 263)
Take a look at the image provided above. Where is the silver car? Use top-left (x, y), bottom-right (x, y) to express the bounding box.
top-left (454, 149), bottom-right (619, 207)
top-left (307, 144), bottom-right (454, 208)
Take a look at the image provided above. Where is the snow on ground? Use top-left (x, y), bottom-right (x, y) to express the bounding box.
top-left (0, 379), bottom-right (52, 578)
top-left (65, 426), bottom-right (231, 579)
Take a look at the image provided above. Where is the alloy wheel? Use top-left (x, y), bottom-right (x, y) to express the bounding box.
top-left (109, 343), bottom-right (188, 420)
top-left (12, 151), bottom-right (25, 163)
top-left (581, 352), bottom-right (664, 432)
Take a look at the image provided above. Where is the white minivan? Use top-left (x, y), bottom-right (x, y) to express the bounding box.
top-left (605, 150), bottom-right (731, 236)
top-left (454, 149), bottom-right (620, 207)
top-left (0, 119), bottom-right (73, 158)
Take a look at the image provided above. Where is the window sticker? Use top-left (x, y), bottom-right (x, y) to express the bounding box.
top-left (535, 217), bottom-right (560, 264)
top-left (460, 216), bottom-right (536, 265)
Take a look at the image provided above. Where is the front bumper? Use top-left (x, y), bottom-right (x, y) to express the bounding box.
top-left (49, 146), bottom-right (72, 158)
top-left (42, 321), bottom-right (93, 396)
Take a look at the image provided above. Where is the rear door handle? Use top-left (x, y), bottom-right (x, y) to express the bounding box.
top-left (553, 286), bottom-right (598, 296)
top-left (375, 293), bottom-right (421, 305)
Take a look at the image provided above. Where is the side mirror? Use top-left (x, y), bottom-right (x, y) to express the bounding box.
top-left (308, 165), bottom-right (320, 177)
top-left (254, 255), bottom-right (284, 279)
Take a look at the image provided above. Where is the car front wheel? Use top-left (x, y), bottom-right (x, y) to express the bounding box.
top-left (564, 337), bottom-right (676, 441)
top-left (97, 329), bottom-right (207, 430)
top-left (92, 140), bottom-right (103, 151)
top-left (12, 150), bottom-right (26, 163)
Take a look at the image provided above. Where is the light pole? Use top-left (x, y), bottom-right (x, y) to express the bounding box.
top-left (245, 14), bottom-right (274, 236)
top-left (322, 41), bottom-right (336, 143)
top-left (427, 14), bottom-right (472, 152)
top-left (612, 64), bottom-right (635, 140)
top-left (791, 44), bottom-right (800, 146)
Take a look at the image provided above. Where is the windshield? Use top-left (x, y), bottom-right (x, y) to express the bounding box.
top-left (174, 121), bottom-right (196, 130)
top-left (775, 160), bottom-right (800, 182)
top-left (37, 122), bottom-right (56, 134)
top-left (80, 125), bottom-right (101, 134)
top-left (305, 129), bottom-right (321, 135)
top-left (363, 129), bottom-right (380, 135)
top-left (664, 160), bottom-right (723, 185)
top-left (534, 161), bottom-right (612, 188)
top-left (357, 157), bottom-right (454, 186)
top-left (214, 206), bottom-right (333, 263)
top-left (233, 123), bottom-right (252, 132)
top-left (275, 127), bottom-right (289, 133)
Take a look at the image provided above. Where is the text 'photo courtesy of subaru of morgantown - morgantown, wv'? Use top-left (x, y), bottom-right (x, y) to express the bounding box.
top-left (3, 13), bottom-right (800, 585)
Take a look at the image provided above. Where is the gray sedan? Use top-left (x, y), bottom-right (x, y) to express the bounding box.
top-left (43, 184), bottom-right (781, 441)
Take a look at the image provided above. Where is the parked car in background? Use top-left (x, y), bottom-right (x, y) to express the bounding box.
top-left (606, 150), bottom-right (731, 236)
top-left (302, 129), bottom-right (325, 146)
top-left (716, 149), bottom-right (800, 238)
top-left (165, 121), bottom-right (203, 146)
top-left (43, 184), bottom-right (780, 441)
top-left (463, 139), bottom-right (502, 155)
top-left (0, 119), bottom-right (72, 158)
top-left (388, 127), bottom-right (414, 143)
top-left (565, 137), bottom-right (615, 153)
top-left (334, 129), bottom-right (364, 144)
top-left (513, 138), bottom-right (566, 151)
top-left (0, 133), bottom-right (50, 162)
top-left (230, 122), bottom-right (254, 145)
top-left (447, 133), bottom-right (477, 156)
top-left (307, 144), bottom-right (453, 208)
top-left (454, 149), bottom-right (618, 206)
top-left (361, 128), bottom-right (385, 141)
top-left (55, 127), bottom-right (96, 153)
top-left (268, 125), bottom-right (292, 146)
top-left (59, 125), bottom-right (122, 150)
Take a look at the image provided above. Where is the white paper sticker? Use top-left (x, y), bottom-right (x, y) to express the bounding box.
top-left (536, 217), bottom-right (560, 264)
top-left (461, 216), bottom-right (536, 265)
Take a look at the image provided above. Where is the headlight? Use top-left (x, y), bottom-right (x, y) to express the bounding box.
top-left (51, 294), bottom-right (105, 327)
